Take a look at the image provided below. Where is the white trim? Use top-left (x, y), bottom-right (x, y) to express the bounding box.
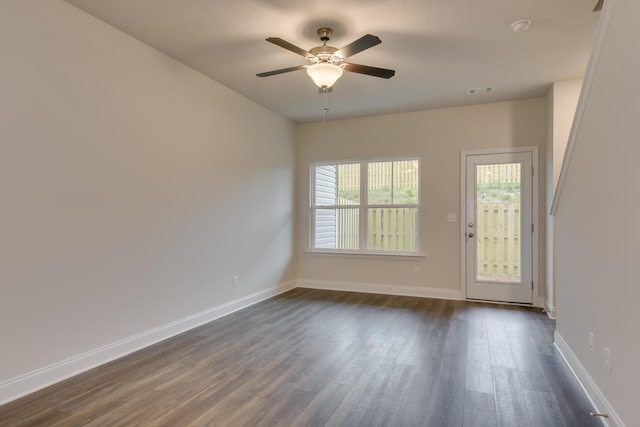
top-left (459, 147), bottom-right (537, 156)
top-left (550, 0), bottom-right (616, 214)
top-left (0, 281), bottom-right (296, 406)
top-left (554, 331), bottom-right (625, 427)
top-left (460, 147), bottom-right (540, 306)
top-left (465, 298), bottom-right (543, 310)
top-left (460, 152), bottom-right (467, 298)
top-left (304, 250), bottom-right (426, 260)
top-left (545, 298), bottom-right (557, 319)
top-left (298, 279), bottom-right (462, 301)
top-left (531, 147), bottom-right (540, 307)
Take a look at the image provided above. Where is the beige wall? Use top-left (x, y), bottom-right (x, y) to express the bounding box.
top-left (555, 0), bottom-right (639, 424)
top-left (0, 0), bottom-right (295, 397)
top-left (297, 99), bottom-right (547, 300)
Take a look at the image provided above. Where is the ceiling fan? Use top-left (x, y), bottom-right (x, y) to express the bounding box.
top-left (256, 27), bottom-right (395, 89)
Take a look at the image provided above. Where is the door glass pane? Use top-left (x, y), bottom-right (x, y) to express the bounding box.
top-left (475, 163), bottom-right (521, 283)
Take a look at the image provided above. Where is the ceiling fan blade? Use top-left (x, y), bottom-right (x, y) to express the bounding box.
top-left (343, 63), bottom-right (395, 79)
top-left (335, 34), bottom-right (382, 58)
top-left (593, 0), bottom-right (604, 11)
top-left (256, 65), bottom-right (307, 77)
top-left (266, 37), bottom-right (312, 58)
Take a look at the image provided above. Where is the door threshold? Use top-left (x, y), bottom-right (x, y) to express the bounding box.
top-left (465, 298), bottom-right (543, 311)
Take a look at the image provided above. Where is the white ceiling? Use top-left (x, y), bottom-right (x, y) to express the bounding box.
top-left (64, 0), bottom-right (599, 123)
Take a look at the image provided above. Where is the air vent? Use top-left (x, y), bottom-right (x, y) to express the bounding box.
top-left (468, 86), bottom-right (493, 95)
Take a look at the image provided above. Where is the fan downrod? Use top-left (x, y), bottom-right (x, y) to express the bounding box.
top-left (317, 27), bottom-right (333, 43)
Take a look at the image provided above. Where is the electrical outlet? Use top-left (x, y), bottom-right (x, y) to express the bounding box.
top-left (589, 332), bottom-right (594, 353)
top-left (604, 347), bottom-right (611, 373)
top-left (413, 267), bottom-right (420, 276)
top-left (233, 275), bottom-right (239, 287)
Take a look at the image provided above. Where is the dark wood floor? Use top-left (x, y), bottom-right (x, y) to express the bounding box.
top-left (0, 288), bottom-right (600, 427)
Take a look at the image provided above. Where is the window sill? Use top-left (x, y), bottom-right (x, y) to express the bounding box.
top-left (304, 250), bottom-right (426, 260)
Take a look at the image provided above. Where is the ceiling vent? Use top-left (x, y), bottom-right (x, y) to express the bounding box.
top-left (468, 87), bottom-right (493, 95)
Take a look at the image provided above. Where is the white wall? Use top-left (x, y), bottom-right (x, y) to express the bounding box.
top-left (545, 79), bottom-right (583, 317)
top-left (296, 99), bottom-right (547, 300)
top-left (0, 0), bottom-right (295, 401)
top-left (554, 0), bottom-right (639, 424)
top-left (550, 80), bottom-right (584, 193)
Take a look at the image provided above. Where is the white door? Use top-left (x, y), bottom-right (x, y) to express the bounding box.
top-left (464, 151), bottom-right (535, 304)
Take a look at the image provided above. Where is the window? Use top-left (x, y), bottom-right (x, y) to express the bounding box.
top-left (311, 158), bottom-right (419, 254)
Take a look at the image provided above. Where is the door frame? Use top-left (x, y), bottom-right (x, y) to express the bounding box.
top-left (460, 147), bottom-right (540, 306)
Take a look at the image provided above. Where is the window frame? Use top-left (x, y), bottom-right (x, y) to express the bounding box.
top-left (309, 157), bottom-right (421, 256)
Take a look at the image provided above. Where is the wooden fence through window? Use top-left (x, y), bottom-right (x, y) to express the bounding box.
top-left (337, 208), bottom-right (417, 251)
top-left (335, 201), bottom-right (521, 277)
top-left (476, 202), bottom-right (521, 280)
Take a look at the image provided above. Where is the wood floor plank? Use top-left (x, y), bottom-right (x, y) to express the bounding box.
top-left (537, 354), bottom-right (603, 426)
top-left (373, 362), bottom-right (418, 403)
top-left (0, 385), bottom-right (85, 424)
top-left (423, 355), bottom-right (466, 427)
top-left (523, 388), bottom-right (568, 427)
top-left (7, 409), bottom-right (69, 427)
top-left (465, 335), bottom-right (494, 395)
top-left (243, 388), bottom-right (316, 427)
top-left (486, 313), bottom-right (517, 370)
top-left (509, 334), bottom-right (553, 392)
top-left (198, 395), bottom-right (271, 427)
top-left (357, 397), bottom-right (406, 427)
top-left (324, 403), bottom-right (367, 426)
top-left (290, 382), bottom-right (351, 426)
top-left (492, 365), bottom-right (532, 427)
top-left (341, 352), bottom-right (396, 408)
top-left (0, 289), bottom-right (601, 427)
top-left (463, 390), bottom-right (498, 427)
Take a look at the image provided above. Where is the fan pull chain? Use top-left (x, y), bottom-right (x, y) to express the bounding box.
top-left (322, 88), bottom-right (329, 127)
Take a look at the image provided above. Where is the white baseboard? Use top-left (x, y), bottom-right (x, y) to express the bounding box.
top-left (554, 331), bottom-right (625, 427)
top-left (297, 279), bottom-right (463, 301)
top-left (545, 299), bottom-right (557, 319)
top-left (0, 281), bottom-right (296, 406)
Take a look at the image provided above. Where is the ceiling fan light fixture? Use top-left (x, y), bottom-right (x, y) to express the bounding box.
top-left (306, 63), bottom-right (343, 88)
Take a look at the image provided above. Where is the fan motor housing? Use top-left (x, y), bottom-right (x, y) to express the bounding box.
top-left (317, 27), bottom-right (333, 41)
top-left (309, 45), bottom-right (338, 56)
top-left (311, 28), bottom-right (340, 62)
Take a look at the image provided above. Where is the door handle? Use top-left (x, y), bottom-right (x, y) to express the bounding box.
top-left (467, 232), bottom-right (474, 238)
